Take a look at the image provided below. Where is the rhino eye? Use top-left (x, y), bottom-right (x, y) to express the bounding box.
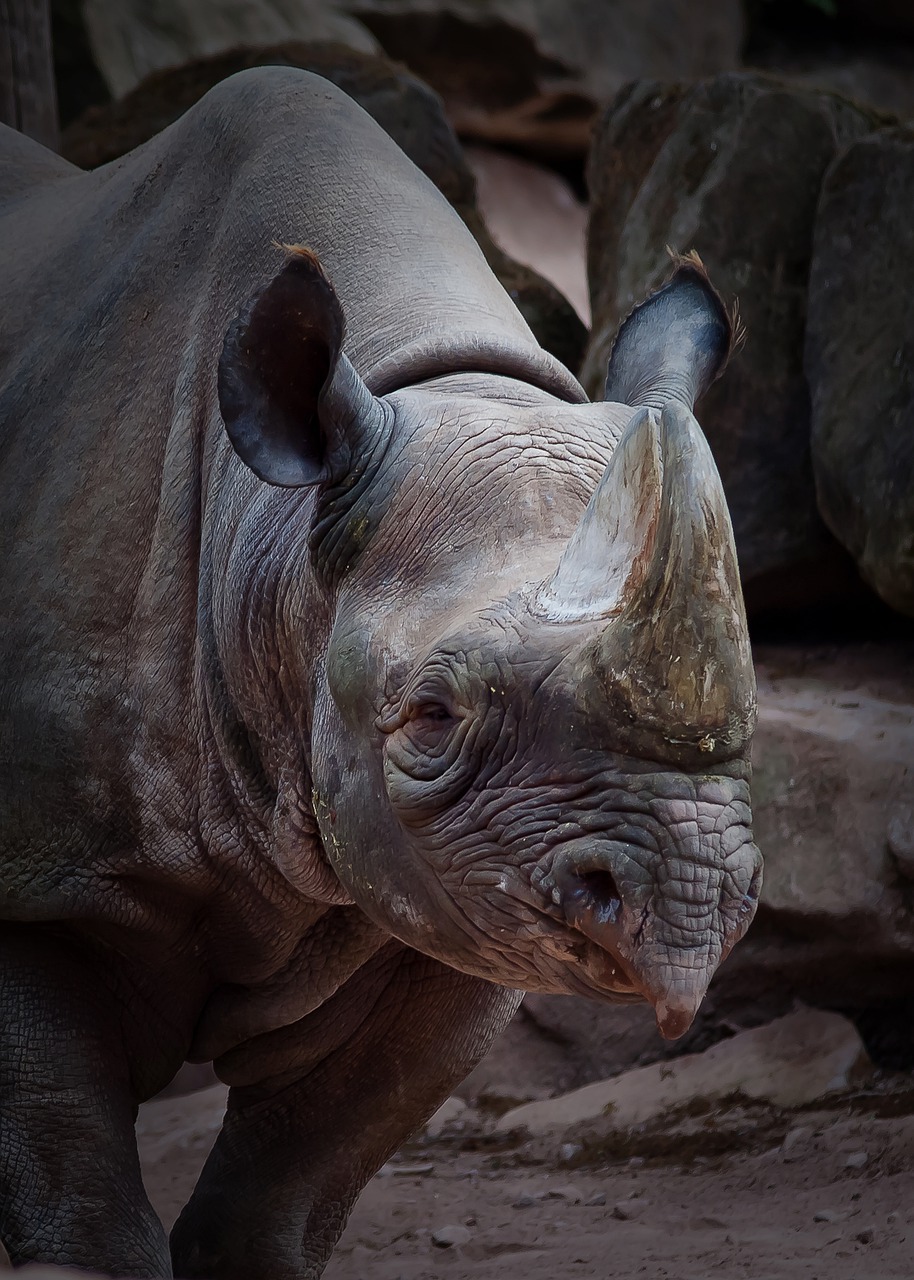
top-left (383, 689), bottom-right (477, 816)
top-left (411, 701), bottom-right (455, 725)
top-left (403, 700), bottom-right (459, 752)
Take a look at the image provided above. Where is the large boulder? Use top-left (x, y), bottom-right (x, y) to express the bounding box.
top-left (344, 0), bottom-right (745, 157)
top-left (750, 49), bottom-right (914, 121)
top-left (79, 0), bottom-right (745, 157)
top-left (806, 126), bottom-right (914, 616)
top-left (497, 1009), bottom-right (871, 1139)
top-left (582, 73), bottom-right (879, 613)
top-left (61, 43), bottom-right (587, 372)
top-left (744, 0), bottom-right (914, 120)
top-left (466, 145), bottom-right (589, 322)
top-left (81, 0), bottom-right (379, 97)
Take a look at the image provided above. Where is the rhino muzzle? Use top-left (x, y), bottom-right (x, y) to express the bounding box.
top-left (543, 835), bottom-right (760, 1039)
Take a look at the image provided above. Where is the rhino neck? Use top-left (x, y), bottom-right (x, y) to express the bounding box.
top-left (364, 332), bottom-right (586, 404)
top-left (186, 68), bottom-right (584, 402)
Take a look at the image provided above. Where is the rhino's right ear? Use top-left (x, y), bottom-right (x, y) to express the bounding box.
top-left (218, 246), bottom-right (387, 487)
top-left (604, 254), bottom-right (735, 412)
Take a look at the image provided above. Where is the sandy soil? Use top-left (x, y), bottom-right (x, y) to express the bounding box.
top-left (140, 1086), bottom-right (914, 1280)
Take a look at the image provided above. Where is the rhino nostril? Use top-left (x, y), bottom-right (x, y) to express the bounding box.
top-left (566, 867), bottom-right (623, 926)
top-left (576, 870), bottom-right (619, 921)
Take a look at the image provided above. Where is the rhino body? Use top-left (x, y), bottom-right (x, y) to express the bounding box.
top-left (0, 69), bottom-right (760, 1279)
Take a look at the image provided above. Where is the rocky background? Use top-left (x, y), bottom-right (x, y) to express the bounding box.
top-left (3, 4), bottom-right (914, 1274)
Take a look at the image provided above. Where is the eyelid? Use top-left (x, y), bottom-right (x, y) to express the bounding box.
top-left (406, 692), bottom-right (459, 721)
top-left (376, 684), bottom-right (459, 734)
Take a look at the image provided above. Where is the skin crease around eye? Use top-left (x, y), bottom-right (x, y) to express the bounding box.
top-left (401, 701), bottom-right (460, 754)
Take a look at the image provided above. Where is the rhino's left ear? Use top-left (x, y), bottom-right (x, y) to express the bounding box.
top-left (604, 253), bottom-right (736, 411)
top-left (218, 246), bottom-right (387, 487)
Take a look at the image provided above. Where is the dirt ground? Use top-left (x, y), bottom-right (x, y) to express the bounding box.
top-left (140, 1085), bottom-right (914, 1280)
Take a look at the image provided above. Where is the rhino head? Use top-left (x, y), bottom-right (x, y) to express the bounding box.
top-left (217, 247), bottom-right (760, 1039)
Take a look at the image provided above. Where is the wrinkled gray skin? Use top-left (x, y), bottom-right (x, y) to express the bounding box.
top-left (0, 68), bottom-right (760, 1280)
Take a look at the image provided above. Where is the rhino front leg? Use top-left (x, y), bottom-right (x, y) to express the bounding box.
top-left (170, 943), bottom-right (520, 1280)
top-left (0, 925), bottom-right (173, 1277)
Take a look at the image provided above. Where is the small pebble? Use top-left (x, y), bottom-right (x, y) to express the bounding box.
top-left (586, 1192), bottom-right (607, 1207)
top-left (612, 1200), bottom-right (646, 1221)
top-left (814, 1209), bottom-right (843, 1223)
top-left (544, 1185), bottom-right (583, 1204)
top-left (425, 1097), bottom-right (467, 1139)
top-left (781, 1126), bottom-right (812, 1162)
top-left (512, 1194), bottom-right (537, 1209)
top-left (845, 1151), bottom-right (869, 1170)
top-left (432, 1224), bottom-right (472, 1249)
top-left (559, 1142), bottom-right (582, 1165)
top-left (628, 1156), bottom-right (645, 1168)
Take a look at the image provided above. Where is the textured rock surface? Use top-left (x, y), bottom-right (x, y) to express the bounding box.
top-left (467, 144), bottom-right (589, 322)
top-left (713, 644), bottom-right (914, 1023)
top-left (806, 126), bottom-right (914, 616)
top-left (496, 1009), bottom-right (871, 1138)
top-left (81, 0), bottom-right (379, 97)
top-left (752, 51), bottom-right (914, 120)
top-left (582, 73), bottom-right (878, 611)
top-left (343, 0), bottom-right (745, 156)
top-left (75, 0), bottom-right (745, 154)
top-left (61, 43), bottom-right (586, 371)
top-left (750, 650), bottom-right (914, 923)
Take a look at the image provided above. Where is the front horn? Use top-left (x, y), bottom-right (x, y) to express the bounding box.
top-left (538, 401), bottom-right (756, 762)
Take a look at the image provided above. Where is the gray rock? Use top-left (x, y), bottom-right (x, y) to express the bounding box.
top-left (583, 72), bottom-right (878, 612)
top-left (496, 1009), bottom-right (871, 1140)
top-left (781, 1125), bottom-right (812, 1162)
top-left (768, 56), bottom-right (914, 121)
top-left (888, 807), bottom-right (914, 876)
top-left (612, 1199), bottom-right (647, 1221)
top-left (814, 1208), bottom-right (844, 1222)
top-left (82, 0), bottom-right (379, 96)
top-left (806, 125), bottom-right (914, 617)
top-left (707, 644), bottom-right (914, 1017)
top-left (431, 1224), bottom-right (472, 1248)
top-left (337, 0), bottom-right (745, 157)
top-left (749, 664), bottom-right (914, 924)
top-left (544, 1184), bottom-right (583, 1203)
top-left (586, 1191), bottom-right (607, 1207)
top-left (467, 145), bottom-right (589, 323)
top-left (425, 1096), bottom-right (466, 1138)
top-left (845, 1150), bottom-right (869, 1169)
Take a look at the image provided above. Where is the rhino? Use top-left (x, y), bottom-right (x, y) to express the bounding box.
top-left (0, 67), bottom-right (760, 1279)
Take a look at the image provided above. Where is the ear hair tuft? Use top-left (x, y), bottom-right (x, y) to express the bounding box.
top-left (662, 246), bottom-right (740, 375)
top-left (274, 241), bottom-right (324, 270)
top-left (604, 252), bottom-right (737, 409)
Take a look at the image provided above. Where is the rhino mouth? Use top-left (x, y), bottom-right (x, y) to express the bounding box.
top-left (522, 872), bottom-right (645, 1002)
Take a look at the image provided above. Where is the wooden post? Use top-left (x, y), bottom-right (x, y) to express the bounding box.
top-left (0, 0), bottom-right (58, 149)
